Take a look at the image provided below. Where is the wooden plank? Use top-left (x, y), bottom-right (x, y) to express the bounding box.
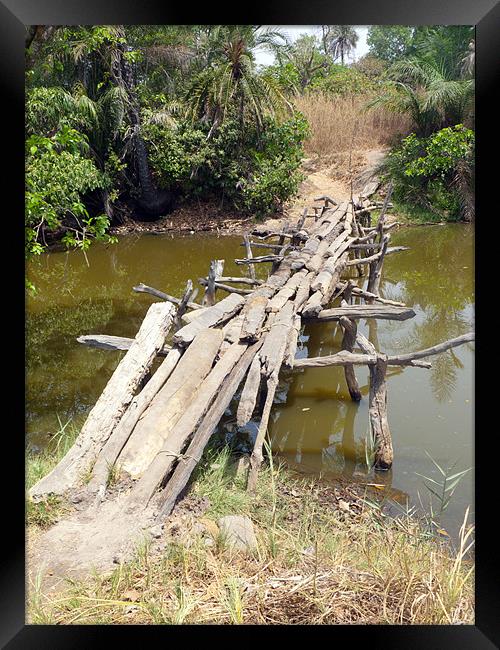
top-left (154, 339), bottom-right (265, 521)
top-left (125, 340), bottom-right (249, 511)
top-left (88, 345), bottom-right (183, 496)
top-left (77, 334), bottom-right (171, 356)
top-left (29, 302), bottom-right (177, 499)
top-left (173, 294), bottom-right (245, 346)
top-left (308, 305), bottom-right (416, 322)
top-left (239, 294), bottom-right (270, 342)
top-left (118, 328), bottom-right (224, 479)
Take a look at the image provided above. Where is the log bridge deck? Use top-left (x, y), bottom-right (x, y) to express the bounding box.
top-left (30, 187), bottom-right (474, 524)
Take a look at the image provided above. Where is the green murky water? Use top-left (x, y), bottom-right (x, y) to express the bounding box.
top-left (26, 225), bottom-right (474, 538)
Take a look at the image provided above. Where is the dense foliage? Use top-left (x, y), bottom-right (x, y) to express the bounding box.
top-left (25, 23), bottom-right (475, 271)
top-left (385, 125), bottom-right (474, 221)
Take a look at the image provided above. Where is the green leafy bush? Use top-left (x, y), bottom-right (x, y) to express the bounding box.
top-left (384, 124), bottom-right (474, 221)
top-left (26, 125), bottom-right (115, 261)
top-left (309, 65), bottom-right (375, 96)
top-left (143, 111), bottom-right (308, 216)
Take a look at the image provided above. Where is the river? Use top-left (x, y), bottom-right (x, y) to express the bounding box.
top-left (26, 224), bottom-right (474, 539)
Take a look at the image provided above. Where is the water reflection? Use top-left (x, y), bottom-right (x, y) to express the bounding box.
top-left (26, 225), bottom-right (473, 537)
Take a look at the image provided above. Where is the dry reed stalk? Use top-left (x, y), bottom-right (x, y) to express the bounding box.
top-left (294, 93), bottom-right (411, 156)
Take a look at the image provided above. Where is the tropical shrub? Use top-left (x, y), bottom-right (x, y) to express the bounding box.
top-left (143, 111), bottom-right (308, 216)
top-left (26, 126), bottom-right (115, 260)
top-left (384, 124), bottom-right (474, 221)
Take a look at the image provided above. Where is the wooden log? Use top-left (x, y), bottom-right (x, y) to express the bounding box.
top-left (247, 376), bottom-right (278, 493)
top-left (175, 280), bottom-right (196, 329)
top-left (259, 301), bottom-right (294, 377)
top-left (309, 304), bottom-right (416, 322)
top-left (239, 294), bottom-right (270, 342)
top-left (339, 283), bottom-right (361, 402)
top-left (125, 340), bottom-right (249, 511)
top-left (367, 235), bottom-right (390, 297)
top-left (243, 235), bottom-right (256, 281)
top-left (335, 282), bottom-right (406, 307)
top-left (266, 269), bottom-right (307, 313)
top-left (314, 195), bottom-right (338, 206)
top-left (29, 302), bottom-right (177, 499)
top-left (235, 255), bottom-right (284, 265)
top-left (318, 252), bottom-right (349, 306)
top-left (88, 345), bottom-right (183, 496)
top-left (77, 334), bottom-right (171, 356)
top-left (198, 278), bottom-right (253, 295)
top-left (203, 259), bottom-right (224, 306)
top-left (154, 339), bottom-right (265, 521)
top-left (133, 283), bottom-right (202, 310)
top-left (388, 332), bottom-right (474, 365)
top-left (301, 290), bottom-right (324, 318)
top-left (173, 294), bottom-right (245, 346)
top-left (305, 238), bottom-right (331, 273)
top-left (181, 307), bottom-right (210, 324)
top-left (369, 354), bottom-right (393, 471)
top-left (117, 328), bottom-right (224, 478)
top-left (294, 271), bottom-right (315, 312)
top-left (239, 241), bottom-right (287, 251)
top-left (236, 355), bottom-right (262, 426)
top-left (296, 207), bottom-right (309, 231)
top-left (283, 314), bottom-right (302, 369)
top-left (218, 276), bottom-right (263, 286)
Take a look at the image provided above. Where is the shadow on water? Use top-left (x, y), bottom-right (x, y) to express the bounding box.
top-left (26, 225), bottom-right (474, 538)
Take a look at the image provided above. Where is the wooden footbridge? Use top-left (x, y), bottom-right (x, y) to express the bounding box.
top-left (29, 186), bottom-right (474, 525)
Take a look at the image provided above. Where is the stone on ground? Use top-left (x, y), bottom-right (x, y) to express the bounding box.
top-left (218, 515), bottom-right (258, 553)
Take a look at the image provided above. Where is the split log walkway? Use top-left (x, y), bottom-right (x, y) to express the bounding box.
top-left (30, 188), bottom-right (474, 527)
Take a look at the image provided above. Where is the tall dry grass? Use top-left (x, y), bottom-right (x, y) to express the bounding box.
top-left (294, 93), bottom-right (411, 156)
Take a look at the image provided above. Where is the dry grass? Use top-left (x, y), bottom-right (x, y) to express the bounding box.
top-left (294, 93), bottom-right (411, 156)
top-left (28, 448), bottom-right (474, 625)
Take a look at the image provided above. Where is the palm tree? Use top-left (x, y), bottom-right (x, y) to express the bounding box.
top-left (324, 26), bottom-right (359, 65)
top-left (368, 57), bottom-right (474, 136)
top-left (185, 26), bottom-right (292, 135)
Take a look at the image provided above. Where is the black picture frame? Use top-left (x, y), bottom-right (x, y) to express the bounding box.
top-left (2, 0), bottom-right (498, 646)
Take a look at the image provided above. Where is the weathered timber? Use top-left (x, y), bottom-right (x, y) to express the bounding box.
top-left (30, 302), bottom-right (177, 499)
top-left (247, 304), bottom-right (295, 491)
top-left (283, 314), bottom-right (302, 369)
top-left (126, 340), bottom-right (249, 511)
top-left (369, 354), bottom-right (393, 470)
top-left (339, 283), bottom-right (361, 402)
top-left (240, 241), bottom-right (288, 251)
top-left (239, 294), bottom-right (270, 342)
top-left (154, 339), bottom-right (265, 520)
top-left (388, 332), bottom-right (475, 365)
top-left (236, 355), bottom-right (262, 426)
top-left (203, 259), bottom-right (224, 306)
top-left (235, 255), bottom-right (284, 265)
top-left (367, 234), bottom-right (390, 298)
top-left (173, 293), bottom-right (245, 346)
top-left (218, 276), bottom-right (263, 286)
top-left (118, 328), bottom-right (224, 478)
top-left (133, 283), bottom-right (202, 310)
top-left (181, 307), bottom-right (210, 324)
top-left (77, 334), bottom-right (171, 356)
top-left (314, 195), bottom-right (338, 206)
top-left (198, 278), bottom-right (253, 295)
top-left (294, 271), bottom-right (315, 312)
top-left (243, 235), bottom-right (256, 282)
top-left (88, 345), bottom-right (183, 496)
top-left (266, 269), bottom-right (308, 313)
top-left (309, 304), bottom-right (416, 322)
top-left (175, 280), bottom-right (196, 329)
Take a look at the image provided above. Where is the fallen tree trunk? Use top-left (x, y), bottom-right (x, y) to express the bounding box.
top-left (30, 301), bottom-right (177, 499)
